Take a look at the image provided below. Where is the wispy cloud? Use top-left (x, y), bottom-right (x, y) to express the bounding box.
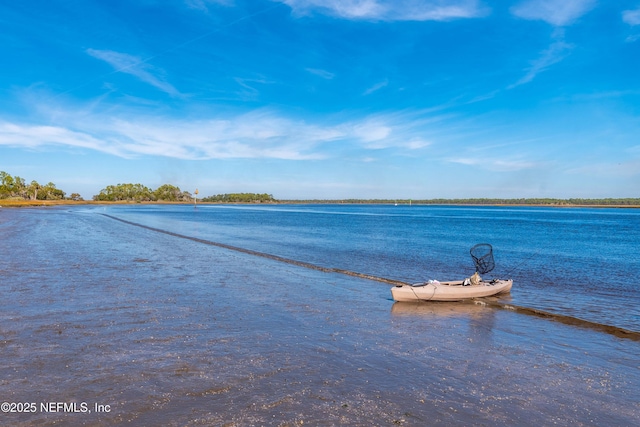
top-left (447, 157), bottom-right (541, 172)
top-left (343, 112), bottom-right (437, 150)
top-left (306, 68), bottom-right (335, 79)
top-left (277, 0), bottom-right (488, 22)
top-left (184, 0), bottom-right (234, 12)
top-left (550, 89), bottom-right (640, 103)
top-left (363, 79), bottom-right (389, 95)
top-left (0, 115), bottom-right (328, 160)
top-left (623, 8), bottom-right (640, 41)
top-left (0, 122), bottom-right (125, 157)
top-left (506, 1), bottom-right (596, 88)
top-left (86, 49), bottom-right (181, 97)
top-left (623, 8), bottom-right (640, 25)
top-left (508, 39), bottom-right (573, 88)
top-left (233, 76), bottom-right (274, 99)
top-left (511, 0), bottom-right (596, 26)
top-left (0, 97), bottom-right (442, 161)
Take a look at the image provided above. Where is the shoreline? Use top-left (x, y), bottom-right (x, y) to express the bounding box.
top-left (2, 199), bottom-right (639, 209)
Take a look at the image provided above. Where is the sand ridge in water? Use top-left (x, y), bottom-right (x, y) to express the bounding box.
top-left (102, 212), bottom-right (640, 341)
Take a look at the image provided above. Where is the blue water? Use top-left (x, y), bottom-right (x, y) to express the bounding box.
top-left (2, 204), bottom-right (640, 425)
top-left (98, 203), bottom-right (640, 332)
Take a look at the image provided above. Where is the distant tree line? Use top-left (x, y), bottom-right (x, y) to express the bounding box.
top-left (390, 198), bottom-right (640, 206)
top-left (0, 171), bottom-right (79, 200)
top-left (93, 185), bottom-right (276, 203)
top-left (282, 198), bottom-right (640, 206)
top-left (3, 170), bottom-right (637, 206)
top-left (200, 193), bottom-right (276, 203)
top-left (92, 183), bottom-right (192, 202)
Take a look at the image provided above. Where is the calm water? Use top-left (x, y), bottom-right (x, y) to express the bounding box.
top-left (1, 205), bottom-right (639, 426)
top-left (102, 203), bottom-right (640, 332)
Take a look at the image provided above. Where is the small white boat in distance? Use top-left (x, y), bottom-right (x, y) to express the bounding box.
top-left (391, 279), bottom-right (513, 302)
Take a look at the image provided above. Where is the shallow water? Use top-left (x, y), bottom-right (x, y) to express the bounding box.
top-left (105, 204), bottom-right (640, 332)
top-left (1, 207), bottom-right (639, 426)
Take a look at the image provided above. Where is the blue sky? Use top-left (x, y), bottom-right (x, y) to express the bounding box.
top-left (1, 0), bottom-right (639, 199)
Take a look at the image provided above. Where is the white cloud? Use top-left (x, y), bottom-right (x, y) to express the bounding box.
top-left (448, 157), bottom-right (539, 171)
top-left (352, 122), bottom-right (392, 142)
top-left (185, 0), bottom-right (233, 12)
top-left (623, 8), bottom-right (640, 26)
top-left (104, 111), bottom-right (339, 160)
top-left (0, 122), bottom-right (126, 157)
top-left (508, 39), bottom-right (573, 88)
top-left (404, 138), bottom-right (431, 149)
top-left (1, 86), bottom-right (452, 163)
top-left (623, 7), bottom-right (640, 40)
top-left (363, 79), bottom-right (389, 95)
top-left (511, 0), bottom-right (596, 26)
top-left (0, 113), bottom-right (333, 161)
top-left (306, 68), bottom-right (335, 79)
top-left (277, 0), bottom-right (487, 21)
top-left (86, 49), bottom-right (181, 97)
top-left (448, 157), bottom-right (480, 166)
top-left (0, 98), bottom-right (442, 161)
top-left (233, 77), bottom-right (273, 98)
top-left (345, 113), bottom-right (435, 150)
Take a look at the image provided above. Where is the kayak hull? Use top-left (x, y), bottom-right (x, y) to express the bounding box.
top-left (391, 279), bottom-right (513, 302)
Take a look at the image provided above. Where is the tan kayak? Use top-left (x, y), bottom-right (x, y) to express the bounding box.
top-left (391, 279), bottom-right (513, 302)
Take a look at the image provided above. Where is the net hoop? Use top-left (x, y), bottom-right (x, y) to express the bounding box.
top-left (470, 243), bottom-right (495, 274)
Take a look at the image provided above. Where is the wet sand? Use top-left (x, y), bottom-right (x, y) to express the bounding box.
top-left (1, 208), bottom-right (639, 426)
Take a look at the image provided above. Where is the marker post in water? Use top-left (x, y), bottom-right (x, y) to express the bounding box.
top-left (194, 188), bottom-right (199, 209)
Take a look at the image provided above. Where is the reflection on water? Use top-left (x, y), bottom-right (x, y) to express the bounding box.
top-left (391, 301), bottom-right (498, 349)
top-left (391, 301), bottom-right (492, 317)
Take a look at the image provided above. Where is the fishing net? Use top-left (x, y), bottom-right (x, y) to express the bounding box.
top-left (470, 243), bottom-right (495, 274)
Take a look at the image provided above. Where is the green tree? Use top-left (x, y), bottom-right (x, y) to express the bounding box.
top-left (93, 183), bottom-right (155, 201)
top-left (0, 171), bottom-right (15, 198)
top-left (154, 184), bottom-right (191, 201)
top-left (201, 193), bottom-right (276, 203)
top-left (0, 171), bottom-right (27, 198)
top-left (27, 180), bottom-right (41, 200)
top-left (13, 176), bottom-right (26, 198)
top-left (39, 182), bottom-right (65, 200)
